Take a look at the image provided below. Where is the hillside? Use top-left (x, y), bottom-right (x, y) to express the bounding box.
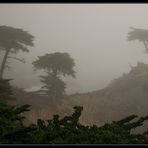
top-left (70, 62), bottom-right (148, 126)
top-left (9, 62), bottom-right (148, 130)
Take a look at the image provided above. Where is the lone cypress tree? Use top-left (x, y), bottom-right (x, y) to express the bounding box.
top-left (0, 25), bottom-right (34, 78)
top-left (32, 52), bottom-right (75, 104)
top-left (128, 27), bottom-right (148, 53)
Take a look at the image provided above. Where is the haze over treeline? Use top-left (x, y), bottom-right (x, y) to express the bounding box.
top-left (1, 4), bottom-right (148, 94)
top-left (0, 4), bottom-right (148, 144)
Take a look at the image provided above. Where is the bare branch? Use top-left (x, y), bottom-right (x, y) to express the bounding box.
top-left (8, 56), bottom-right (26, 64)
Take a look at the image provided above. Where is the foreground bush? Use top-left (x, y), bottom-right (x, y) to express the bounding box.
top-left (0, 79), bottom-right (148, 144)
top-left (0, 103), bottom-right (147, 144)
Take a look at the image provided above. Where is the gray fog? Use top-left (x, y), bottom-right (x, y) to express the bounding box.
top-left (1, 4), bottom-right (148, 94)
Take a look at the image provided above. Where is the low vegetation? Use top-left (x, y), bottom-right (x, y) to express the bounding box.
top-left (0, 79), bottom-right (148, 144)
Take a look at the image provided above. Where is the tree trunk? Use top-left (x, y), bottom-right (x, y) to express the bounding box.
top-left (0, 48), bottom-right (10, 79)
top-left (143, 41), bottom-right (148, 53)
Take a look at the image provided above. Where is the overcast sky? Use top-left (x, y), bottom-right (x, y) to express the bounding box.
top-left (1, 4), bottom-right (148, 94)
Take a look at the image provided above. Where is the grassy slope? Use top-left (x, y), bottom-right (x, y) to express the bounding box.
top-left (9, 62), bottom-right (148, 132)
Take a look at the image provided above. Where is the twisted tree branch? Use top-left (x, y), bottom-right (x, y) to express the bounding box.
top-left (8, 56), bottom-right (25, 64)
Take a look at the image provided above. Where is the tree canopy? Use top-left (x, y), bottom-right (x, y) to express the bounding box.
top-left (128, 27), bottom-right (148, 42)
top-left (32, 52), bottom-right (76, 102)
top-left (33, 52), bottom-right (75, 77)
top-left (0, 25), bottom-right (34, 78)
top-left (0, 25), bottom-right (34, 52)
top-left (128, 27), bottom-right (148, 53)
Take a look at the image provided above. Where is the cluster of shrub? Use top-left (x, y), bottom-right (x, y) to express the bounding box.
top-left (0, 79), bottom-right (148, 144)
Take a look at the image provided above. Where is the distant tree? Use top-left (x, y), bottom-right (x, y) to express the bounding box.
top-left (127, 27), bottom-right (148, 53)
top-left (0, 26), bottom-right (34, 78)
top-left (32, 52), bottom-right (75, 104)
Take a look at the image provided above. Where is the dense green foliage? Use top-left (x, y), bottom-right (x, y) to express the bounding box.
top-left (0, 102), bottom-right (148, 144)
top-left (0, 79), bottom-right (148, 144)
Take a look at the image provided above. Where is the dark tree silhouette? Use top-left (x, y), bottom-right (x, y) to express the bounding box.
top-left (0, 25), bottom-right (34, 78)
top-left (0, 79), bottom-right (14, 101)
top-left (128, 27), bottom-right (148, 53)
top-left (32, 52), bottom-right (75, 103)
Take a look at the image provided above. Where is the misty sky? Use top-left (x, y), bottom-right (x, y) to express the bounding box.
top-left (1, 4), bottom-right (148, 94)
